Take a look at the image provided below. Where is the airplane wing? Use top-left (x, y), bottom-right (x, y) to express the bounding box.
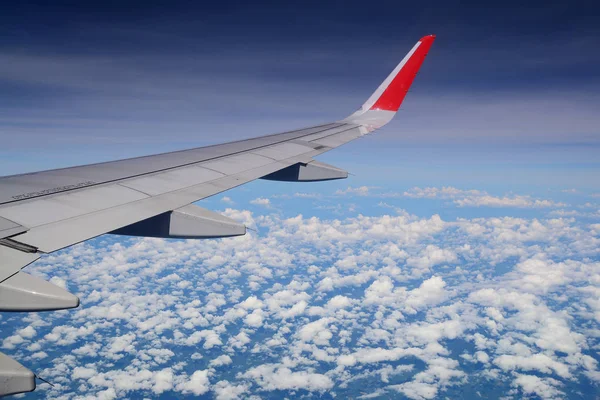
top-left (0, 35), bottom-right (435, 396)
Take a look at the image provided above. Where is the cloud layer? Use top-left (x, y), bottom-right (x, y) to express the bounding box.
top-left (1, 193), bottom-right (599, 399)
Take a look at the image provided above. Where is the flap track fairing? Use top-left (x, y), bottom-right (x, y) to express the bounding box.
top-left (261, 160), bottom-right (348, 182)
top-left (111, 204), bottom-right (246, 239)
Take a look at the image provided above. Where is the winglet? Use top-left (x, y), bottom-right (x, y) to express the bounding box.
top-left (344, 35), bottom-right (435, 129)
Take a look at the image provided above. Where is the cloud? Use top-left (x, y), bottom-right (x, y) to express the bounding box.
top-left (221, 196), bottom-right (234, 204)
top-left (513, 374), bottom-right (564, 399)
top-left (210, 355), bottom-right (233, 368)
top-left (293, 192), bottom-right (322, 199)
top-left (406, 245), bottom-right (457, 273)
top-left (250, 197), bottom-right (271, 207)
top-left (238, 296), bottom-right (264, 310)
top-left (391, 381), bottom-right (438, 400)
top-left (241, 364), bottom-right (334, 391)
top-left (454, 195), bottom-right (565, 208)
top-left (214, 380), bottom-right (249, 400)
top-left (153, 368), bottom-right (174, 394)
top-left (494, 354), bottom-right (571, 378)
top-left (405, 276), bottom-right (448, 311)
top-left (3, 198), bottom-right (599, 399)
top-left (2, 326), bottom-right (37, 349)
top-left (335, 186), bottom-right (375, 196)
top-left (403, 186), bottom-right (566, 208)
top-left (297, 318), bottom-right (333, 345)
top-left (180, 329), bottom-right (223, 349)
top-left (244, 310), bottom-right (264, 328)
top-left (403, 186), bottom-right (482, 199)
top-left (73, 366), bottom-right (97, 379)
top-left (104, 333), bottom-right (136, 360)
top-left (177, 370), bottom-right (210, 395)
top-left (326, 295), bottom-right (352, 310)
top-left (329, 185), bottom-right (569, 210)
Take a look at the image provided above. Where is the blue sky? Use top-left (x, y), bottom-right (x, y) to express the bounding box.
top-left (1, 1), bottom-right (600, 399)
top-left (1, 0), bottom-right (599, 186)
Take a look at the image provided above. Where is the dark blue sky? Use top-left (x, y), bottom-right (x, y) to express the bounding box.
top-left (3, 0), bottom-right (599, 89)
top-left (1, 0), bottom-right (599, 177)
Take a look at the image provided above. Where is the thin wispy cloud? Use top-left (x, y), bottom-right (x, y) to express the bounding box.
top-left (403, 186), bottom-right (567, 208)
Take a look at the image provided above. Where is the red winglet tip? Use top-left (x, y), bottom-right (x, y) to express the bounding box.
top-left (369, 35), bottom-right (436, 112)
top-left (419, 34), bottom-right (436, 44)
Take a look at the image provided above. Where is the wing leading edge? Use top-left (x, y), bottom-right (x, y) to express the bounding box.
top-left (0, 35), bottom-right (435, 396)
